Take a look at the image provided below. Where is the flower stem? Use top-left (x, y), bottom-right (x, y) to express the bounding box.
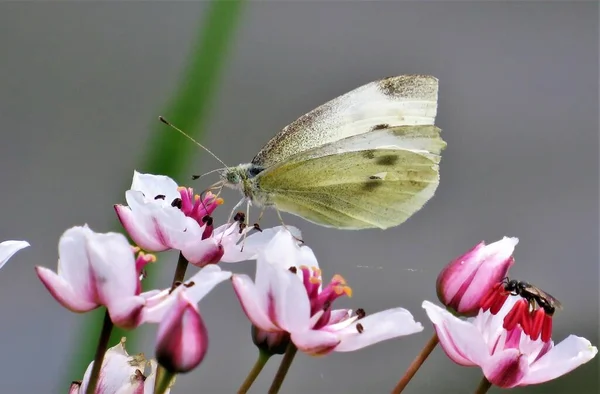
top-left (267, 343), bottom-right (298, 394)
top-left (237, 350), bottom-right (271, 394)
top-left (171, 252), bottom-right (190, 284)
top-left (85, 310), bottom-right (114, 394)
top-left (391, 333), bottom-right (439, 393)
top-left (153, 367), bottom-right (176, 394)
top-left (474, 376), bottom-right (492, 394)
top-left (154, 252), bottom-right (190, 394)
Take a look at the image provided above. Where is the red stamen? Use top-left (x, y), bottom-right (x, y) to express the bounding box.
top-left (480, 283), bottom-right (503, 312)
top-left (490, 292), bottom-right (509, 315)
top-left (520, 307), bottom-right (532, 336)
top-left (541, 313), bottom-right (553, 342)
top-left (503, 299), bottom-right (527, 331)
top-left (530, 308), bottom-right (545, 341)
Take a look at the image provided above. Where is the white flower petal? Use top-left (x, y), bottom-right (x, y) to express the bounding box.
top-left (231, 274), bottom-right (279, 331)
top-left (520, 335), bottom-right (598, 386)
top-left (291, 329), bottom-right (340, 355)
top-left (130, 171), bottom-right (180, 203)
top-left (334, 308), bottom-right (424, 352)
top-left (0, 240), bottom-right (29, 269)
top-left (422, 301), bottom-right (486, 366)
top-left (184, 265), bottom-right (232, 303)
top-left (85, 231), bottom-right (138, 305)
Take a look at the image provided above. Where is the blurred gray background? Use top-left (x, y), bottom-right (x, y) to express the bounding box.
top-left (0, 1), bottom-right (598, 393)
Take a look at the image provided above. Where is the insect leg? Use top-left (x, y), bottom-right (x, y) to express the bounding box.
top-left (275, 207), bottom-right (304, 244)
top-left (219, 197), bottom-right (247, 244)
top-left (239, 199), bottom-right (252, 252)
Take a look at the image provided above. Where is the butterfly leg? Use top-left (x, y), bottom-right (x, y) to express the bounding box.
top-left (239, 199), bottom-right (252, 252)
top-left (220, 197), bottom-right (247, 244)
top-left (275, 207), bottom-right (304, 244)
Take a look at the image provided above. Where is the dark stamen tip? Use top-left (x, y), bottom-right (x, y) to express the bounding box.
top-left (356, 308), bottom-right (366, 319)
top-left (356, 323), bottom-right (364, 334)
top-left (288, 266), bottom-right (298, 274)
top-left (158, 116), bottom-right (170, 125)
top-left (154, 194), bottom-right (166, 200)
top-left (253, 223), bottom-right (263, 232)
top-left (184, 281), bottom-right (195, 288)
top-left (171, 198), bottom-right (183, 209)
top-left (191, 175), bottom-right (201, 180)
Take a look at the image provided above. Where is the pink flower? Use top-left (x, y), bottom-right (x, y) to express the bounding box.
top-left (155, 292), bottom-right (208, 373)
top-left (232, 229), bottom-right (423, 356)
top-left (436, 237), bottom-right (517, 316)
top-left (115, 171), bottom-right (283, 266)
top-left (137, 264), bottom-right (232, 326)
top-left (0, 240), bottom-right (29, 269)
top-left (35, 226), bottom-right (150, 328)
top-left (69, 339), bottom-right (168, 394)
top-left (423, 298), bottom-right (597, 388)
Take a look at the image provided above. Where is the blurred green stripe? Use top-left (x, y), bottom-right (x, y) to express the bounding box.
top-left (63, 0), bottom-right (245, 387)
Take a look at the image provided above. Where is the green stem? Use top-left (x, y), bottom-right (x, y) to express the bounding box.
top-left (267, 343), bottom-right (298, 394)
top-left (391, 333), bottom-right (439, 393)
top-left (85, 311), bottom-right (114, 394)
top-left (153, 367), bottom-right (176, 394)
top-left (171, 251), bottom-right (190, 284)
top-left (237, 350), bottom-right (271, 394)
top-left (474, 376), bottom-right (493, 394)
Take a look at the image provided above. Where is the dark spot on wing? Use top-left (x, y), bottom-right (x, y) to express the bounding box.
top-left (362, 150), bottom-right (375, 160)
top-left (362, 179), bottom-right (383, 192)
top-left (371, 123), bottom-right (390, 131)
top-left (375, 154), bottom-right (399, 166)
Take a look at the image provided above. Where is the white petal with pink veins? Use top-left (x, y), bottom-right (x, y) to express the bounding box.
top-left (57, 226), bottom-right (96, 298)
top-left (0, 240), bottom-right (29, 269)
top-left (231, 274), bottom-right (279, 332)
top-left (291, 329), bottom-right (340, 355)
top-left (258, 258), bottom-right (311, 332)
top-left (520, 335), bottom-right (598, 386)
top-left (35, 266), bottom-right (98, 312)
top-left (482, 348), bottom-right (528, 388)
top-left (422, 301), bottom-right (484, 366)
top-left (86, 231), bottom-right (138, 304)
top-left (334, 308), bottom-right (424, 352)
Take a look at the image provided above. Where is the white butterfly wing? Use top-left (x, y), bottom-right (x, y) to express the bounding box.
top-left (252, 75), bottom-right (438, 167)
top-left (255, 125), bottom-right (445, 229)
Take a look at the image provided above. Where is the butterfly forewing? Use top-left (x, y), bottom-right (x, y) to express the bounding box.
top-left (252, 75), bottom-right (439, 167)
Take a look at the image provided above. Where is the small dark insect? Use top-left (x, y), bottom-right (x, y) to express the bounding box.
top-left (502, 278), bottom-right (562, 315)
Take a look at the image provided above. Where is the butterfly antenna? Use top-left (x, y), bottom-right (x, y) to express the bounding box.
top-left (191, 167), bottom-right (226, 180)
top-left (158, 116), bottom-right (229, 168)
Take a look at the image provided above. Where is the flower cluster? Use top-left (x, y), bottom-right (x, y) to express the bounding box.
top-left (3, 170), bottom-right (594, 393)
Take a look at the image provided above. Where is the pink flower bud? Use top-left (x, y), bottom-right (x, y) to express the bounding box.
top-left (155, 292), bottom-right (208, 373)
top-left (436, 237), bottom-right (518, 316)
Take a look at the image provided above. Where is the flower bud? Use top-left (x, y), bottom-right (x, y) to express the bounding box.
top-left (251, 325), bottom-right (290, 356)
top-left (436, 237), bottom-right (518, 316)
top-left (155, 292), bottom-right (208, 373)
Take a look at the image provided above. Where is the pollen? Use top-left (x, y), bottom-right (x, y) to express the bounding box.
top-left (194, 194), bottom-right (200, 201)
top-left (309, 277), bottom-right (321, 285)
top-left (331, 274), bottom-right (347, 285)
top-left (131, 246), bottom-right (141, 253)
top-left (216, 197), bottom-right (224, 205)
top-left (177, 186), bottom-right (186, 192)
top-left (333, 283), bottom-right (353, 298)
